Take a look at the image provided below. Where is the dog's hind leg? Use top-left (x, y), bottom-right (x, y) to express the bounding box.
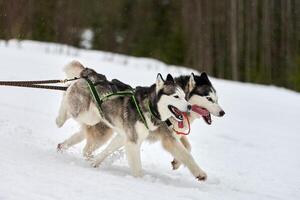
top-left (56, 93), bottom-right (70, 128)
top-left (91, 133), bottom-right (125, 168)
top-left (161, 136), bottom-right (207, 181)
top-left (83, 126), bottom-right (114, 159)
top-left (171, 136), bottom-right (191, 170)
top-left (57, 130), bottom-right (85, 152)
top-left (83, 140), bottom-right (98, 159)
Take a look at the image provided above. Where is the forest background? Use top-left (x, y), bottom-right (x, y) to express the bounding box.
top-left (0, 0), bottom-right (299, 91)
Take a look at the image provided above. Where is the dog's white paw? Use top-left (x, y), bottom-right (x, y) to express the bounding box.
top-left (90, 159), bottom-right (101, 168)
top-left (132, 171), bottom-right (143, 178)
top-left (84, 154), bottom-right (94, 161)
top-left (196, 172), bottom-right (207, 182)
top-left (171, 159), bottom-right (181, 170)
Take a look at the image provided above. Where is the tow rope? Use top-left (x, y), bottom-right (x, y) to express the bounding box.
top-left (0, 78), bottom-right (77, 91)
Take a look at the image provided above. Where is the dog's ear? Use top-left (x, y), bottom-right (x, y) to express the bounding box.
top-left (200, 72), bottom-right (208, 79)
top-left (200, 72), bottom-right (212, 85)
top-left (166, 74), bottom-right (174, 83)
top-left (188, 73), bottom-right (196, 91)
top-left (156, 73), bottom-right (164, 92)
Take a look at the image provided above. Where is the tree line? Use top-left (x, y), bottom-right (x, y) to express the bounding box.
top-left (0, 0), bottom-right (299, 91)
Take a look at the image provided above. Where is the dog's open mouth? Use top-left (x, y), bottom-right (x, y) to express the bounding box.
top-left (168, 105), bottom-right (183, 121)
top-left (191, 105), bottom-right (212, 125)
top-left (202, 113), bottom-right (212, 125)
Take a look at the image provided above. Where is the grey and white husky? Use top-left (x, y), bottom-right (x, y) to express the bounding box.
top-left (57, 61), bottom-right (225, 181)
top-left (56, 61), bottom-right (191, 177)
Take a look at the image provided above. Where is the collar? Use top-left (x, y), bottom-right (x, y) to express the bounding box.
top-left (165, 119), bottom-right (172, 127)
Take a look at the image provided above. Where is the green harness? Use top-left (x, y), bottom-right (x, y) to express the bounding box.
top-left (84, 78), bottom-right (149, 129)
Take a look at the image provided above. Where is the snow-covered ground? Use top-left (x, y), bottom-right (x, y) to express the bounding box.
top-left (0, 40), bottom-right (299, 200)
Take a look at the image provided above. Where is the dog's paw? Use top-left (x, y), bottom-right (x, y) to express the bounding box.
top-left (132, 171), bottom-right (143, 178)
top-left (90, 160), bottom-right (101, 168)
top-left (84, 154), bottom-right (94, 161)
top-left (91, 162), bottom-right (99, 168)
top-left (171, 159), bottom-right (181, 170)
top-left (57, 143), bottom-right (65, 152)
top-left (55, 117), bottom-right (65, 128)
top-left (196, 172), bottom-right (207, 182)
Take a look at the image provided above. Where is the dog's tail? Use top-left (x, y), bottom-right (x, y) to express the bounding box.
top-left (64, 60), bottom-right (85, 79)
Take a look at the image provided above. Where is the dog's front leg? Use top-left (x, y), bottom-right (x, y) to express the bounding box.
top-left (171, 136), bottom-right (191, 170)
top-left (125, 142), bottom-right (142, 177)
top-left (125, 122), bottom-right (149, 177)
top-left (83, 132), bottom-right (113, 159)
top-left (162, 136), bottom-right (207, 181)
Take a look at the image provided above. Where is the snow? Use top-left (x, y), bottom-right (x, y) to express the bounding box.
top-left (0, 40), bottom-right (299, 200)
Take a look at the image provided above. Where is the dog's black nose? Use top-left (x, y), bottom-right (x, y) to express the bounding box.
top-left (219, 110), bottom-right (225, 117)
top-left (187, 105), bottom-right (192, 110)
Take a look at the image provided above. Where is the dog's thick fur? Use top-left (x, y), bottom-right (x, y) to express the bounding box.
top-left (57, 62), bottom-right (225, 181)
top-left (56, 61), bottom-right (191, 177)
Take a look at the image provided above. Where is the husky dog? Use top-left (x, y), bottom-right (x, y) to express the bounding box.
top-left (56, 61), bottom-right (191, 177)
top-left (57, 65), bottom-right (225, 181)
top-left (167, 73), bottom-right (225, 170)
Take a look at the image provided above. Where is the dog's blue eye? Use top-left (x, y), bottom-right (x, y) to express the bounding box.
top-left (207, 97), bottom-right (213, 102)
top-left (174, 95), bottom-right (179, 98)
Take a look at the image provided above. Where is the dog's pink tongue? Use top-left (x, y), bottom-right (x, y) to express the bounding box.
top-left (192, 105), bottom-right (209, 116)
top-left (178, 120), bottom-right (184, 128)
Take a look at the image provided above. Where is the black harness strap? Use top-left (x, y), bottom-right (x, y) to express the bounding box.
top-left (84, 78), bottom-right (149, 129)
top-left (85, 78), bottom-right (105, 116)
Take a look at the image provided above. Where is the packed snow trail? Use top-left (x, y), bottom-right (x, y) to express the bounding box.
top-left (0, 40), bottom-right (299, 200)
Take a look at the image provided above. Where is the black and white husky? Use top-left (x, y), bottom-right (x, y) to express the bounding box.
top-left (57, 61), bottom-right (225, 181)
top-left (56, 61), bottom-right (191, 177)
top-left (167, 73), bottom-right (225, 172)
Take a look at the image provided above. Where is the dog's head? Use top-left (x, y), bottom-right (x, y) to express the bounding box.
top-left (187, 72), bottom-right (225, 124)
top-left (155, 73), bottom-right (191, 121)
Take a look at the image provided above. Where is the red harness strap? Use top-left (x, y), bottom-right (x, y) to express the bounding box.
top-left (173, 112), bottom-right (191, 135)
